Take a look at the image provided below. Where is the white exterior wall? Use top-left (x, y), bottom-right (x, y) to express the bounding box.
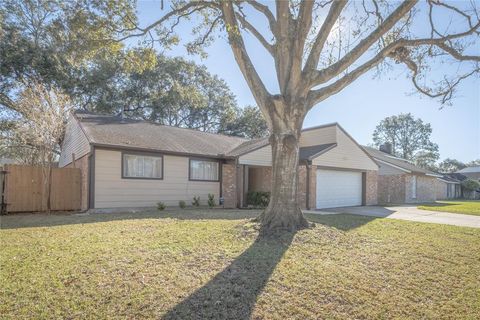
top-left (94, 149), bottom-right (219, 208)
top-left (312, 127), bottom-right (378, 171)
top-left (59, 115), bottom-right (90, 167)
top-left (300, 125), bottom-right (337, 146)
top-left (238, 145), bottom-right (272, 166)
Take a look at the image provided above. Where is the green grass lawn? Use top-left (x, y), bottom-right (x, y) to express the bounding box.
top-left (1, 209), bottom-right (479, 319)
top-left (418, 200), bottom-right (480, 216)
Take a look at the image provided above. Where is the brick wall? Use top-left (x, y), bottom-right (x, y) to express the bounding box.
top-left (221, 161), bottom-right (237, 208)
top-left (248, 167), bottom-right (272, 192)
top-left (365, 170), bottom-right (378, 205)
top-left (66, 153), bottom-right (89, 211)
top-left (377, 174), bottom-right (406, 204)
top-left (405, 174), bottom-right (437, 203)
top-left (435, 179), bottom-right (448, 200)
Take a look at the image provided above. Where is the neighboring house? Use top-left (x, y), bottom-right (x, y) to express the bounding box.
top-left (436, 175), bottom-right (462, 200)
top-left (59, 112), bottom-right (379, 211)
top-left (363, 146), bottom-right (444, 204)
top-left (456, 166), bottom-right (480, 181)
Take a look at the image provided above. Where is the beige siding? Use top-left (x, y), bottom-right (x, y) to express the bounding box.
top-left (377, 161), bottom-right (408, 175)
top-left (94, 149), bottom-right (219, 208)
top-left (239, 145), bottom-right (272, 166)
top-left (299, 125), bottom-right (336, 146)
top-left (312, 127), bottom-right (378, 170)
top-left (59, 115), bottom-right (90, 167)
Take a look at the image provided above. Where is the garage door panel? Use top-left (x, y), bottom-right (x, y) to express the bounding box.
top-left (316, 169), bottom-right (362, 209)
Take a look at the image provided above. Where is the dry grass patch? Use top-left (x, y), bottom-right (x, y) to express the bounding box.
top-left (1, 209), bottom-right (479, 319)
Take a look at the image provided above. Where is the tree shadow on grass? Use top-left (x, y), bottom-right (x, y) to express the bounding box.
top-left (162, 232), bottom-right (295, 320)
top-left (305, 213), bottom-right (378, 231)
top-left (0, 209), bottom-right (261, 230)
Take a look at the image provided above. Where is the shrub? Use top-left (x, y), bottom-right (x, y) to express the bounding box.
top-left (157, 202), bottom-right (166, 211)
top-left (461, 179), bottom-right (480, 191)
top-left (192, 196), bottom-right (200, 207)
top-left (246, 191), bottom-right (270, 208)
top-left (207, 194), bottom-right (215, 208)
top-left (178, 200), bottom-right (186, 209)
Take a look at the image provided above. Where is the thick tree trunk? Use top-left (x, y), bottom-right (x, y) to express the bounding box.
top-left (259, 131), bottom-right (309, 234)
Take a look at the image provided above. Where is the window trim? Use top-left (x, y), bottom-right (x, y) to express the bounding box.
top-left (121, 151), bottom-right (164, 180)
top-left (188, 157), bottom-right (220, 182)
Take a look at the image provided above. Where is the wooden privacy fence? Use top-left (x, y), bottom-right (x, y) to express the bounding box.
top-left (0, 164), bottom-right (81, 214)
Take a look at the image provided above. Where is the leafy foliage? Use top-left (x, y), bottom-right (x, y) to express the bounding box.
top-left (192, 196), bottom-right (200, 207)
top-left (207, 194), bottom-right (215, 208)
top-left (178, 200), bottom-right (186, 209)
top-left (373, 113), bottom-right (439, 168)
top-left (246, 191), bottom-right (271, 208)
top-left (438, 158), bottom-right (467, 173)
top-left (157, 202), bottom-right (166, 211)
top-left (461, 179), bottom-right (480, 192)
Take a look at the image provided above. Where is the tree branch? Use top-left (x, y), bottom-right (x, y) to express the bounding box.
top-left (303, 0), bottom-right (347, 77)
top-left (115, 1), bottom-right (219, 42)
top-left (235, 12), bottom-right (274, 55)
top-left (307, 21), bottom-right (480, 108)
top-left (244, 0), bottom-right (277, 36)
top-left (310, 0), bottom-right (418, 88)
top-left (220, 1), bottom-right (272, 126)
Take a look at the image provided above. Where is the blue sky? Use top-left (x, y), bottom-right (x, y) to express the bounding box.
top-left (134, 0), bottom-right (479, 163)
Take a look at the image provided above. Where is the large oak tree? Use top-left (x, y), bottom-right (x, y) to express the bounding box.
top-left (116, 1), bottom-right (479, 232)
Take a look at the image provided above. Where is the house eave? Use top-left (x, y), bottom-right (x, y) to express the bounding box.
top-left (90, 142), bottom-right (234, 160)
top-left (374, 158), bottom-right (412, 173)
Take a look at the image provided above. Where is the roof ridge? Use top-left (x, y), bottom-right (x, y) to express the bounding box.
top-left (76, 111), bottom-right (248, 142)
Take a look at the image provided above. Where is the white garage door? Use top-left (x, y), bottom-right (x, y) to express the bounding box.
top-left (316, 169), bottom-right (362, 209)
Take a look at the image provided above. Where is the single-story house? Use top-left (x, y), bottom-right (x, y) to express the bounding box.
top-left (436, 175), bottom-right (462, 200)
top-left (59, 112), bottom-right (379, 211)
top-left (363, 146), bottom-right (449, 203)
top-left (456, 166), bottom-right (480, 181)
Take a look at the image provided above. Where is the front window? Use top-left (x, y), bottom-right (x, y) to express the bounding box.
top-left (123, 153), bottom-right (163, 179)
top-left (189, 159), bottom-right (219, 181)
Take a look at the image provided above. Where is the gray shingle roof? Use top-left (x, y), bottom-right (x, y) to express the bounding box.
top-left (363, 146), bottom-right (439, 176)
top-left (457, 166), bottom-right (480, 173)
top-left (225, 138), bottom-right (269, 157)
top-left (299, 143), bottom-right (337, 160)
top-left (76, 112), bottom-right (247, 158)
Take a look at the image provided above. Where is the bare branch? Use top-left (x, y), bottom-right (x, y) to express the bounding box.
top-left (115, 1), bottom-right (219, 42)
top-left (220, 1), bottom-right (272, 125)
top-left (244, 0), bottom-right (277, 35)
top-left (402, 57), bottom-right (479, 104)
top-left (302, 0), bottom-right (347, 78)
top-left (307, 16), bottom-right (479, 108)
top-left (310, 0), bottom-right (418, 88)
top-left (235, 11), bottom-right (274, 55)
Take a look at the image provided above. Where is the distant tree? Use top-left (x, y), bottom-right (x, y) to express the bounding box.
top-left (0, 82), bottom-right (74, 212)
top-left (438, 158), bottom-right (467, 173)
top-left (221, 106), bottom-right (269, 139)
top-left (465, 159), bottom-right (480, 167)
top-left (0, 0), bottom-right (144, 112)
top-left (0, 1), bottom-right (262, 138)
top-left (373, 113), bottom-right (439, 167)
top-left (462, 179), bottom-right (480, 200)
top-left (0, 82), bottom-right (73, 165)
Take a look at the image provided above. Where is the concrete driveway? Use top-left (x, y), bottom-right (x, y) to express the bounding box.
top-left (308, 205), bottom-right (480, 228)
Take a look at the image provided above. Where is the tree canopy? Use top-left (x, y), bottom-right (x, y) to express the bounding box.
top-left (373, 113), bottom-right (439, 168)
top-left (0, 0), bottom-right (268, 164)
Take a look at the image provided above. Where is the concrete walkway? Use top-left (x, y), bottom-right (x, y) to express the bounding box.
top-left (305, 205), bottom-right (480, 228)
